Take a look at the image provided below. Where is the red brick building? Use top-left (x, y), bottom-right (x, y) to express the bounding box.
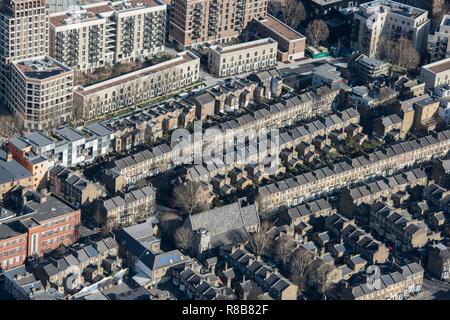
top-left (0, 190), bottom-right (80, 271)
top-left (252, 15), bottom-right (306, 62)
top-left (169, 0), bottom-right (268, 47)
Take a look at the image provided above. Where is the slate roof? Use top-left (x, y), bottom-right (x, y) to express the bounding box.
top-left (187, 199), bottom-right (259, 248)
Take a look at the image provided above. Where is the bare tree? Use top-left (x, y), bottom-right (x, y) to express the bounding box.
top-left (247, 220), bottom-right (273, 257)
top-left (306, 19), bottom-right (330, 48)
top-left (308, 263), bottom-right (333, 295)
top-left (433, 0), bottom-right (450, 24)
top-left (173, 225), bottom-right (194, 255)
top-left (272, 235), bottom-right (296, 271)
top-left (246, 283), bottom-right (264, 300)
top-left (377, 36), bottom-right (420, 72)
top-left (289, 249), bottom-right (314, 288)
top-left (285, 0), bottom-right (307, 29)
top-left (396, 37), bottom-right (420, 71)
top-left (173, 181), bottom-right (212, 215)
top-left (268, 0), bottom-right (283, 17)
top-left (0, 114), bottom-right (24, 140)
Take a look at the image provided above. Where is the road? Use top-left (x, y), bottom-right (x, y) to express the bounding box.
top-left (409, 277), bottom-right (450, 300)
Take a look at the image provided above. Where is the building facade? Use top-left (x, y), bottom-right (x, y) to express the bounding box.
top-left (8, 123), bottom-right (114, 170)
top-left (421, 57), bottom-right (450, 89)
top-left (351, 0), bottom-right (430, 57)
top-left (208, 38), bottom-right (277, 77)
top-left (49, 0), bottom-right (167, 72)
top-left (252, 15), bottom-right (306, 62)
top-left (169, 0), bottom-right (268, 47)
top-left (9, 56), bottom-right (73, 130)
top-left (0, 0), bottom-right (49, 103)
top-left (0, 190), bottom-right (81, 271)
top-left (73, 51), bottom-right (200, 122)
top-left (96, 185), bottom-right (156, 228)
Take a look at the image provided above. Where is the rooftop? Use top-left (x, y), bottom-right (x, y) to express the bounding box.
top-left (13, 56), bottom-right (72, 80)
top-left (210, 38), bottom-right (277, 55)
top-left (256, 15), bottom-right (306, 42)
top-left (76, 51), bottom-right (198, 96)
top-left (422, 57), bottom-right (450, 74)
top-left (360, 0), bottom-right (427, 20)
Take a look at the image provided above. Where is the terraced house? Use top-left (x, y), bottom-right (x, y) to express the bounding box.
top-left (258, 130), bottom-right (450, 210)
top-left (96, 185), bottom-right (157, 228)
top-left (73, 50), bottom-right (200, 122)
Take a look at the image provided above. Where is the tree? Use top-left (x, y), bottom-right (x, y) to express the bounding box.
top-left (376, 36), bottom-right (420, 72)
top-left (306, 19), bottom-right (330, 48)
top-left (285, 0), bottom-right (307, 29)
top-left (433, 0), bottom-right (450, 24)
top-left (396, 37), bottom-right (420, 72)
top-left (174, 225), bottom-right (194, 255)
top-left (246, 283), bottom-right (264, 300)
top-left (173, 181), bottom-right (212, 215)
top-left (289, 249), bottom-right (314, 288)
top-left (307, 263), bottom-right (333, 295)
top-left (0, 114), bottom-right (24, 141)
top-left (272, 235), bottom-right (296, 271)
top-left (268, 0), bottom-right (283, 17)
top-left (247, 220), bottom-right (273, 257)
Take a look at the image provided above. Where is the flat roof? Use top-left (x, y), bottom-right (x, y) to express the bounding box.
top-left (361, 0), bottom-right (427, 19)
top-left (14, 56), bottom-right (71, 80)
top-left (76, 51), bottom-right (197, 96)
top-left (210, 38), bottom-right (277, 55)
top-left (257, 15), bottom-right (305, 42)
top-left (423, 57), bottom-right (450, 74)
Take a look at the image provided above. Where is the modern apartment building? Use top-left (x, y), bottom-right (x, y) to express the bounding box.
top-left (428, 15), bottom-right (450, 63)
top-left (303, 0), bottom-right (365, 18)
top-left (208, 38), bottom-right (277, 77)
top-left (73, 50), bottom-right (200, 122)
top-left (49, 0), bottom-right (167, 72)
top-left (0, 190), bottom-right (81, 271)
top-left (8, 123), bottom-right (114, 169)
top-left (351, 0), bottom-right (430, 57)
top-left (0, 0), bottom-right (49, 102)
top-left (252, 15), bottom-right (306, 62)
top-left (169, 0), bottom-right (268, 47)
top-left (0, 0), bottom-right (76, 130)
top-left (420, 57), bottom-right (450, 89)
top-left (8, 56), bottom-right (74, 130)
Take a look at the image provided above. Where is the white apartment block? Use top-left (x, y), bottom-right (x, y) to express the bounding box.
top-left (49, 0), bottom-right (167, 72)
top-left (208, 38), bottom-right (278, 77)
top-left (433, 84), bottom-right (450, 125)
top-left (420, 57), bottom-right (450, 89)
top-left (351, 0), bottom-right (430, 57)
top-left (9, 56), bottom-right (74, 130)
top-left (73, 51), bottom-right (200, 122)
top-left (428, 15), bottom-right (450, 63)
top-left (9, 123), bottom-right (114, 169)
